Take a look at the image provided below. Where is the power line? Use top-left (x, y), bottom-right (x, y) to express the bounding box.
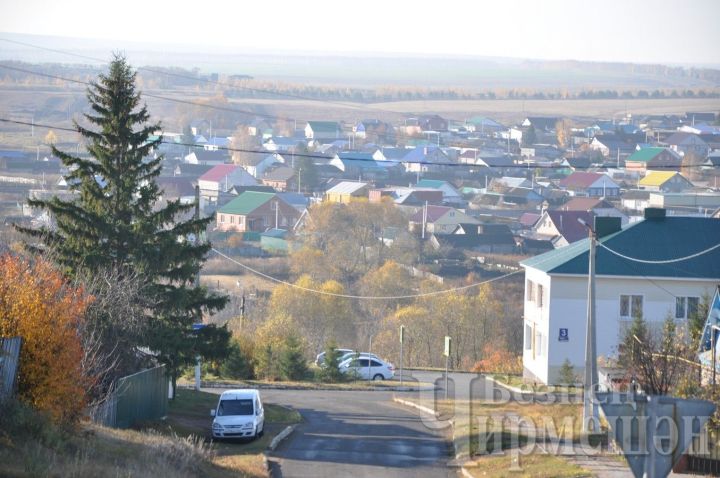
top-left (0, 37), bottom-right (406, 117)
top-left (210, 247), bottom-right (521, 300)
top-left (2, 117), bottom-right (715, 171)
top-left (597, 240), bottom-right (720, 264)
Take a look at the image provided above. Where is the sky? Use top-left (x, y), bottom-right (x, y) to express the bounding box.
top-left (1, 0), bottom-right (719, 66)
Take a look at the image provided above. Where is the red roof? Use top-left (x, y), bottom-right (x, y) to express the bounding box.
top-left (558, 172), bottom-right (604, 189)
top-left (199, 164), bottom-right (240, 182)
top-left (546, 210), bottom-right (594, 243)
top-left (519, 212), bottom-right (541, 227)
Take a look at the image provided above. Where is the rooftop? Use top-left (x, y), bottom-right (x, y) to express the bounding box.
top-left (522, 216), bottom-right (720, 279)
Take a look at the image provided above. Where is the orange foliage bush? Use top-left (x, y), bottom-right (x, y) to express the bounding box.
top-left (471, 345), bottom-right (523, 375)
top-left (0, 254), bottom-right (91, 422)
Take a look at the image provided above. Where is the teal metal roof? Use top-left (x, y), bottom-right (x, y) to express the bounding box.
top-left (521, 217), bottom-right (720, 279)
top-left (218, 191), bottom-right (275, 215)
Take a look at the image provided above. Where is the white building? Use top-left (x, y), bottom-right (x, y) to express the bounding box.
top-left (520, 210), bottom-right (720, 385)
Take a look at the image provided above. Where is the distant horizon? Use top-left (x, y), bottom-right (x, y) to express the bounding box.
top-left (1, 32), bottom-right (719, 74)
top-left (1, 0), bottom-right (719, 66)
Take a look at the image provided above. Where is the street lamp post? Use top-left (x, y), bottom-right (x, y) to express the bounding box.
top-left (579, 219), bottom-right (599, 433)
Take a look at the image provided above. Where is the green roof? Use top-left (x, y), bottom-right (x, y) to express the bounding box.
top-left (521, 216), bottom-right (720, 279)
top-left (218, 191), bottom-right (275, 215)
top-left (307, 121), bottom-right (340, 133)
top-left (416, 179), bottom-right (449, 189)
top-left (626, 147), bottom-right (666, 163)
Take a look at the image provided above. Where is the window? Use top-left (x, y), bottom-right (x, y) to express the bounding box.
top-left (620, 295), bottom-right (643, 318)
top-left (220, 214), bottom-right (225, 223)
top-left (526, 280), bottom-right (535, 302)
top-left (676, 296), bottom-right (700, 319)
top-left (230, 215), bottom-right (235, 224)
top-left (537, 284), bottom-right (544, 308)
top-left (524, 324), bottom-right (532, 351)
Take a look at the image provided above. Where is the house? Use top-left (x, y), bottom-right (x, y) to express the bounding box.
top-left (678, 123), bottom-right (720, 135)
top-left (402, 146), bottom-right (452, 173)
top-left (368, 187), bottom-right (443, 206)
top-left (430, 223), bottom-right (516, 254)
top-left (184, 149), bottom-right (229, 166)
top-left (216, 191), bottom-right (301, 232)
top-left (353, 119), bottom-right (394, 142)
top-left (417, 115), bottom-right (448, 132)
top-left (261, 166), bottom-right (296, 192)
top-left (625, 147), bottom-right (682, 173)
top-left (558, 172), bottom-right (620, 198)
top-left (522, 117), bottom-right (559, 132)
top-left (663, 132), bottom-right (709, 158)
top-left (589, 136), bottom-right (638, 160)
top-left (559, 197), bottom-right (628, 224)
top-left (203, 137), bottom-right (231, 151)
top-left (245, 153), bottom-right (283, 179)
top-left (305, 121), bottom-right (342, 140)
top-left (324, 181), bottom-right (369, 203)
top-left (198, 164), bottom-right (257, 203)
top-left (530, 210), bottom-right (594, 248)
top-left (620, 190), bottom-right (651, 213)
top-left (415, 179), bottom-right (463, 205)
top-left (464, 116), bottom-right (504, 134)
top-left (521, 210), bottom-right (720, 384)
top-left (263, 136), bottom-right (306, 153)
top-left (685, 112), bottom-right (716, 125)
top-left (329, 151), bottom-right (398, 179)
top-left (409, 205), bottom-right (479, 235)
top-left (638, 171), bottom-right (694, 193)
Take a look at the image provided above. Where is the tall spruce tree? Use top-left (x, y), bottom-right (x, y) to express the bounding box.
top-left (18, 54), bottom-right (229, 395)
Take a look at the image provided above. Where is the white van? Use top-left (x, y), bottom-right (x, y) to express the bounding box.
top-left (210, 389), bottom-right (265, 439)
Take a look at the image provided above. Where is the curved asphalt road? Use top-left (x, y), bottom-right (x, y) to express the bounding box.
top-left (263, 389), bottom-right (454, 478)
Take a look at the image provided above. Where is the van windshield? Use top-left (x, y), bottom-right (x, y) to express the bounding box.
top-left (218, 399), bottom-right (254, 416)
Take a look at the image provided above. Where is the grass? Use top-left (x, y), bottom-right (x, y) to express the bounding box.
top-left (489, 374), bottom-right (580, 394)
top-left (180, 375), bottom-right (431, 391)
top-left (0, 390), bottom-right (303, 478)
top-left (463, 453), bottom-right (591, 478)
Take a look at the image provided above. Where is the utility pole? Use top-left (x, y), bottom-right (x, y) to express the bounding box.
top-left (581, 219), bottom-right (599, 432)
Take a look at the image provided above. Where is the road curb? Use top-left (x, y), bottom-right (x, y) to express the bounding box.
top-left (186, 382), bottom-right (434, 392)
top-left (392, 396), bottom-right (438, 417)
top-left (268, 424), bottom-right (297, 451)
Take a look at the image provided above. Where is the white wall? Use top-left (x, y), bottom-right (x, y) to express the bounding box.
top-left (523, 269), bottom-right (717, 384)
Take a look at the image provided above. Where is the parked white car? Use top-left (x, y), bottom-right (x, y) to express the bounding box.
top-left (338, 351), bottom-right (379, 363)
top-left (315, 348), bottom-right (354, 366)
top-left (210, 389), bottom-right (264, 439)
top-left (339, 357), bottom-right (395, 380)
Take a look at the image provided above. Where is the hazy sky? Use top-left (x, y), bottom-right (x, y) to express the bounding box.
top-left (1, 0), bottom-right (719, 65)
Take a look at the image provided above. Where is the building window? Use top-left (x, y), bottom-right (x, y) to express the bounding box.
top-left (526, 280), bottom-right (535, 302)
top-left (620, 294), bottom-right (643, 318)
top-left (220, 214), bottom-right (225, 223)
top-left (675, 297), bottom-right (699, 319)
top-left (524, 324), bottom-right (532, 351)
top-left (230, 215), bottom-right (235, 224)
top-left (537, 284), bottom-right (544, 308)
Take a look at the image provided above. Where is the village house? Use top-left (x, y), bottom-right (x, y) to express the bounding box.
top-left (638, 171), bottom-right (694, 193)
top-left (663, 132), bottom-right (709, 158)
top-left (197, 164), bottom-right (257, 203)
top-left (529, 210), bottom-right (594, 248)
top-left (625, 147), bottom-right (682, 173)
top-left (261, 166), bottom-right (296, 192)
top-left (558, 172), bottom-right (620, 197)
top-left (216, 191), bottom-right (301, 232)
top-left (324, 181), bottom-right (369, 203)
top-left (305, 121), bottom-right (342, 140)
top-left (521, 210), bottom-right (720, 384)
top-left (408, 205), bottom-right (479, 235)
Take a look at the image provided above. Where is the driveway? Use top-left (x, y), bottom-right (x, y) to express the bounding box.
top-left (262, 389), bottom-right (454, 478)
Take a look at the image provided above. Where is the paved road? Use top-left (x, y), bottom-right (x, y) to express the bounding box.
top-left (262, 389), bottom-right (454, 478)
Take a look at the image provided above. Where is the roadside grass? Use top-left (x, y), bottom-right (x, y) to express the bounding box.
top-left (0, 399), bottom-right (232, 478)
top-left (489, 374), bottom-right (580, 394)
top-left (462, 453), bottom-right (591, 478)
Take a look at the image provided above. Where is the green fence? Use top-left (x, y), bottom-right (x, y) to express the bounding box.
top-left (90, 365), bottom-right (168, 429)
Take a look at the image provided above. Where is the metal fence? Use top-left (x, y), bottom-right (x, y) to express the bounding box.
top-left (0, 337), bottom-right (22, 402)
top-left (89, 365), bottom-right (168, 429)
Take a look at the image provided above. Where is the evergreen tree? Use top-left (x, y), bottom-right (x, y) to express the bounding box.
top-left (294, 150), bottom-right (318, 193)
top-left (279, 334), bottom-right (308, 381)
top-left (318, 342), bottom-right (346, 383)
top-left (17, 54), bottom-right (229, 396)
top-left (522, 125), bottom-right (537, 147)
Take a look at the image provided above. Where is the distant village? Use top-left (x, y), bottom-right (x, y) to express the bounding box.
top-left (2, 110), bottom-right (720, 387)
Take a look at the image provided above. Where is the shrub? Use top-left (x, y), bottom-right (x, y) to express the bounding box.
top-left (220, 337), bottom-right (255, 380)
top-left (557, 358), bottom-right (578, 385)
top-left (254, 344), bottom-right (280, 381)
top-left (278, 334), bottom-right (308, 381)
top-left (317, 343), bottom-right (347, 383)
top-left (0, 254), bottom-right (91, 422)
top-left (471, 345), bottom-right (523, 375)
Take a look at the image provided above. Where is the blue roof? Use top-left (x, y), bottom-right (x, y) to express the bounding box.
top-left (521, 216), bottom-right (720, 279)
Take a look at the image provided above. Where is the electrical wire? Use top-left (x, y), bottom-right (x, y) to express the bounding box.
top-left (210, 247), bottom-right (522, 300)
top-left (597, 240), bottom-right (720, 264)
top-left (1, 117), bottom-right (714, 171)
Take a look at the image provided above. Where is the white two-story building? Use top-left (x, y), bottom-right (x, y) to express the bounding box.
top-left (520, 209), bottom-right (720, 384)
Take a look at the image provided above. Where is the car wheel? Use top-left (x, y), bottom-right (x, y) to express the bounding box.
top-left (258, 425), bottom-right (264, 438)
top-left (373, 374), bottom-right (384, 381)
